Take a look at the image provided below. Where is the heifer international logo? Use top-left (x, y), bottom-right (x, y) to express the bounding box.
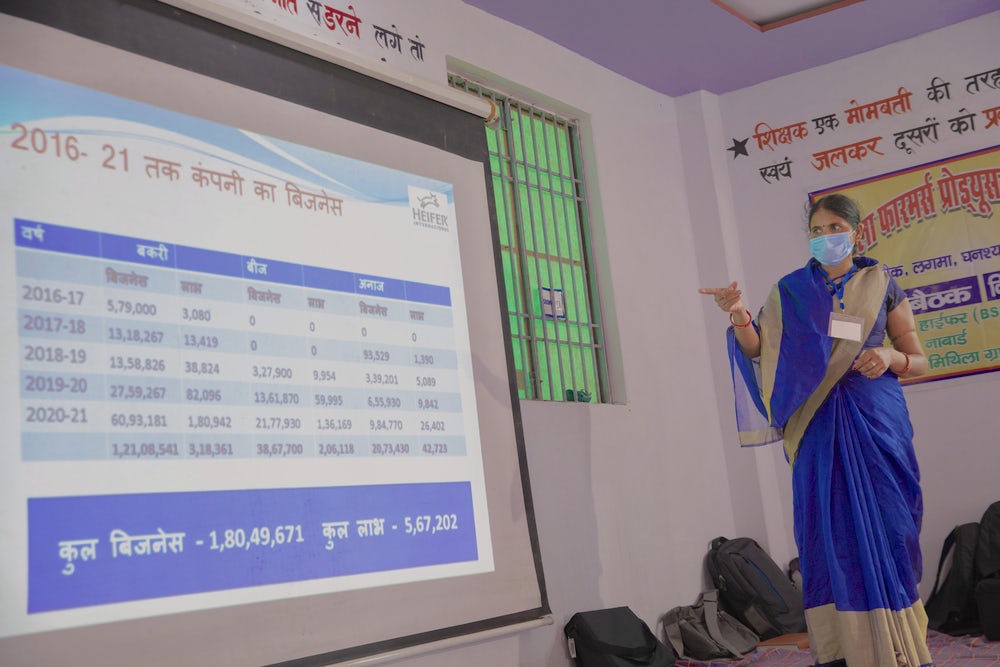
top-left (408, 186), bottom-right (450, 232)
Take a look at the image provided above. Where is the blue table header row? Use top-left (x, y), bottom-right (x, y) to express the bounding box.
top-left (15, 219), bottom-right (451, 307)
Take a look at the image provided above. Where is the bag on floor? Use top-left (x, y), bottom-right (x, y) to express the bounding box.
top-left (564, 606), bottom-right (676, 667)
top-left (925, 522), bottom-right (982, 636)
top-left (706, 536), bottom-right (806, 639)
top-left (975, 501), bottom-right (1000, 640)
top-left (661, 589), bottom-right (759, 660)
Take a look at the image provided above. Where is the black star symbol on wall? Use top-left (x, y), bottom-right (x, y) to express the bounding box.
top-left (726, 137), bottom-right (750, 159)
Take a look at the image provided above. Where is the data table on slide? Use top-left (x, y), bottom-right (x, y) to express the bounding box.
top-left (15, 218), bottom-right (466, 463)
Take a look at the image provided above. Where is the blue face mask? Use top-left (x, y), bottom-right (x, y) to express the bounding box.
top-left (809, 231), bottom-right (854, 266)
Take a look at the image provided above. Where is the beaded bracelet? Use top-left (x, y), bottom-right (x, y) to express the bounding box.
top-left (899, 352), bottom-right (911, 376)
top-left (730, 309), bottom-right (753, 328)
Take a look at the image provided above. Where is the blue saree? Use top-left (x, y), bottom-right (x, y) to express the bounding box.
top-left (728, 257), bottom-right (931, 667)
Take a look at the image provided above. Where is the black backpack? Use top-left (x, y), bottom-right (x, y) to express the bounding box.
top-left (974, 501), bottom-right (1000, 640)
top-left (564, 606), bottom-right (676, 667)
top-left (706, 537), bottom-right (807, 639)
top-left (925, 522), bottom-right (981, 635)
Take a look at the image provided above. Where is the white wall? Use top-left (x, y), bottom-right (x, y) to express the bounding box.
top-left (357, 5), bottom-right (1000, 667)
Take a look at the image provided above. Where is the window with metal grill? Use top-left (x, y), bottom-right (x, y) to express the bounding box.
top-left (449, 75), bottom-right (609, 403)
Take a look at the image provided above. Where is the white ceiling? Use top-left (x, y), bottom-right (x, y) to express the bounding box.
top-left (461, 0), bottom-right (999, 97)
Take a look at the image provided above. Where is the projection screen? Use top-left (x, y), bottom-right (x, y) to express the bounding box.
top-left (0, 3), bottom-right (546, 665)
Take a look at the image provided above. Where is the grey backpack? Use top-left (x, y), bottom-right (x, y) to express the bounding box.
top-left (661, 589), bottom-right (759, 661)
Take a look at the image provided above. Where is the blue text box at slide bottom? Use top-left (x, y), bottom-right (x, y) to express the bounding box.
top-left (28, 481), bottom-right (478, 612)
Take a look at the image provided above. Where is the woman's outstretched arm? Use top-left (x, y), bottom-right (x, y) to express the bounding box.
top-left (699, 281), bottom-right (761, 358)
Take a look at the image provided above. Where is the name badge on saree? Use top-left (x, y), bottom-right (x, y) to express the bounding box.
top-left (828, 312), bottom-right (864, 342)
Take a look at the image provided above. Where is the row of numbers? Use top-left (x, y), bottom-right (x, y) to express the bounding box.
top-left (24, 403), bottom-right (457, 433)
top-left (24, 376), bottom-right (448, 411)
top-left (101, 440), bottom-right (456, 459)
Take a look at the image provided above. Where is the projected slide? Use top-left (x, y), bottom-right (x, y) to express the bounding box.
top-left (0, 65), bottom-right (493, 634)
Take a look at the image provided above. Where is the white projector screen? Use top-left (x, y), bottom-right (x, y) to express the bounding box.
top-left (0, 6), bottom-right (545, 666)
